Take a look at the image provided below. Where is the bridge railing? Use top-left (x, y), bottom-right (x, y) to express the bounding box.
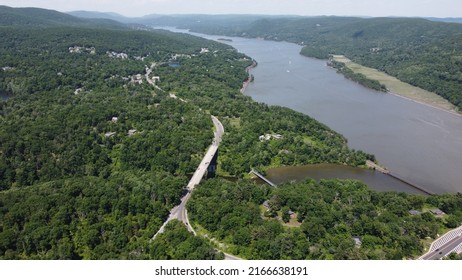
top-left (250, 168), bottom-right (277, 187)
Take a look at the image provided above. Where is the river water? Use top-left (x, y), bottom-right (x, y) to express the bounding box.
top-left (162, 27), bottom-right (462, 194)
top-left (265, 164), bottom-right (426, 195)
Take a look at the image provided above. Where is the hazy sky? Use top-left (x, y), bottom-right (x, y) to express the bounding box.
top-left (1, 0), bottom-right (461, 17)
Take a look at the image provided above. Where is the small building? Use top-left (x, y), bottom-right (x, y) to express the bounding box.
top-left (288, 210), bottom-right (296, 219)
top-left (74, 88), bottom-right (83, 95)
top-left (352, 236), bottom-right (362, 248)
top-left (107, 51), bottom-right (128, 59)
top-left (259, 134), bottom-right (271, 141)
top-left (128, 129), bottom-right (137, 137)
top-left (111, 117), bottom-right (118, 123)
top-left (69, 46), bottom-right (82, 53)
top-left (262, 200), bottom-right (270, 209)
top-left (430, 208), bottom-right (446, 218)
top-left (409, 210), bottom-right (421, 216)
top-left (259, 133), bottom-right (284, 141)
top-left (69, 46), bottom-right (95, 54)
top-left (104, 132), bottom-right (116, 138)
top-left (272, 134), bottom-right (283, 140)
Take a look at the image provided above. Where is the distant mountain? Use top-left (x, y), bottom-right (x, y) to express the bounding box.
top-left (426, 17), bottom-right (462, 24)
top-left (136, 14), bottom-right (295, 29)
top-left (178, 15), bottom-right (462, 108)
top-left (0, 5), bottom-right (126, 28)
top-left (66, 12), bottom-right (288, 30)
top-left (68, 10), bottom-right (132, 23)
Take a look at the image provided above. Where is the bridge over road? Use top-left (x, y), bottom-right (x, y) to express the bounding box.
top-left (152, 115), bottom-right (223, 239)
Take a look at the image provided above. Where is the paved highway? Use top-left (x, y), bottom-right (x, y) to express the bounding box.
top-left (224, 253), bottom-right (241, 260)
top-left (152, 115), bottom-right (223, 238)
top-left (146, 67), bottom-right (239, 258)
top-left (151, 115), bottom-right (241, 260)
top-left (420, 225), bottom-right (462, 260)
top-left (421, 234), bottom-right (462, 260)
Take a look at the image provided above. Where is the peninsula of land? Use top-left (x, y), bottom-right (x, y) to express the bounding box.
top-left (331, 55), bottom-right (460, 116)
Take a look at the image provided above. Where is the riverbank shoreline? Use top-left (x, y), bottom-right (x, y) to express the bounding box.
top-left (264, 163), bottom-right (431, 195)
top-left (173, 28), bottom-right (462, 194)
top-left (240, 60), bottom-right (257, 93)
top-left (365, 160), bottom-right (389, 174)
top-left (388, 91), bottom-right (462, 118)
top-left (330, 55), bottom-right (461, 117)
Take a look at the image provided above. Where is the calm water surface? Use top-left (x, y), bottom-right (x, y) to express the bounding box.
top-left (163, 27), bottom-right (462, 194)
top-left (265, 164), bottom-right (427, 195)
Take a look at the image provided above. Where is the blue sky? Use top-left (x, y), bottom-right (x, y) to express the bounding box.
top-left (1, 0), bottom-right (461, 17)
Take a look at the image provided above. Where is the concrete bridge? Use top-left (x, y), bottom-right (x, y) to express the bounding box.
top-left (152, 116), bottom-right (223, 239)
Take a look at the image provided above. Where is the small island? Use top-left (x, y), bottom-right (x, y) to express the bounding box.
top-left (217, 38), bottom-right (233, 42)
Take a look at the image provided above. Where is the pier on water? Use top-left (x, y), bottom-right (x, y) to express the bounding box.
top-left (366, 161), bottom-right (435, 195)
top-left (250, 168), bottom-right (277, 187)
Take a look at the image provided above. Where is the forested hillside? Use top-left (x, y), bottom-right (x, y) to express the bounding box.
top-left (188, 178), bottom-right (462, 260)
top-left (0, 7), bottom-right (371, 259)
top-left (0, 5), bottom-right (125, 28)
top-left (0, 25), bottom-right (222, 259)
top-left (152, 53), bottom-right (373, 175)
top-left (166, 16), bottom-right (462, 109)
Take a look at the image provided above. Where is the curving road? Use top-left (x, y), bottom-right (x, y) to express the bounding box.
top-left (152, 115), bottom-right (223, 238)
top-left (421, 235), bottom-right (462, 260)
top-left (420, 225), bottom-right (462, 260)
top-left (146, 63), bottom-right (240, 259)
top-left (151, 115), bottom-right (240, 260)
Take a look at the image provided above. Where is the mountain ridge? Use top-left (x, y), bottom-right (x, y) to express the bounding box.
top-left (0, 5), bottom-right (126, 28)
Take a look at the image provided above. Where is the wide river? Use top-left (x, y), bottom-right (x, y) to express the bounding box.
top-left (164, 27), bottom-right (462, 194)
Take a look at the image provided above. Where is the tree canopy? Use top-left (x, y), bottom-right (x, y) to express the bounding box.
top-left (1, 8), bottom-right (460, 260)
top-left (188, 178), bottom-right (462, 260)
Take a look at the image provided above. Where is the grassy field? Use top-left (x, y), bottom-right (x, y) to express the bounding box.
top-left (332, 55), bottom-right (460, 114)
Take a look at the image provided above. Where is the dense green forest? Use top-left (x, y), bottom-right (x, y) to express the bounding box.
top-left (2, 6), bottom-right (461, 260)
top-left (164, 16), bottom-right (462, 109)
top-left (0, 25), bottom-right (219, 258)
top-left (188, 178), bottom-right (462, 259)
top-left (149, 220), bottom-right (223, 260)
top-left (0, 7), bottom-right (372, 259)
top-left (0, 26), bottom-right (224, 189)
